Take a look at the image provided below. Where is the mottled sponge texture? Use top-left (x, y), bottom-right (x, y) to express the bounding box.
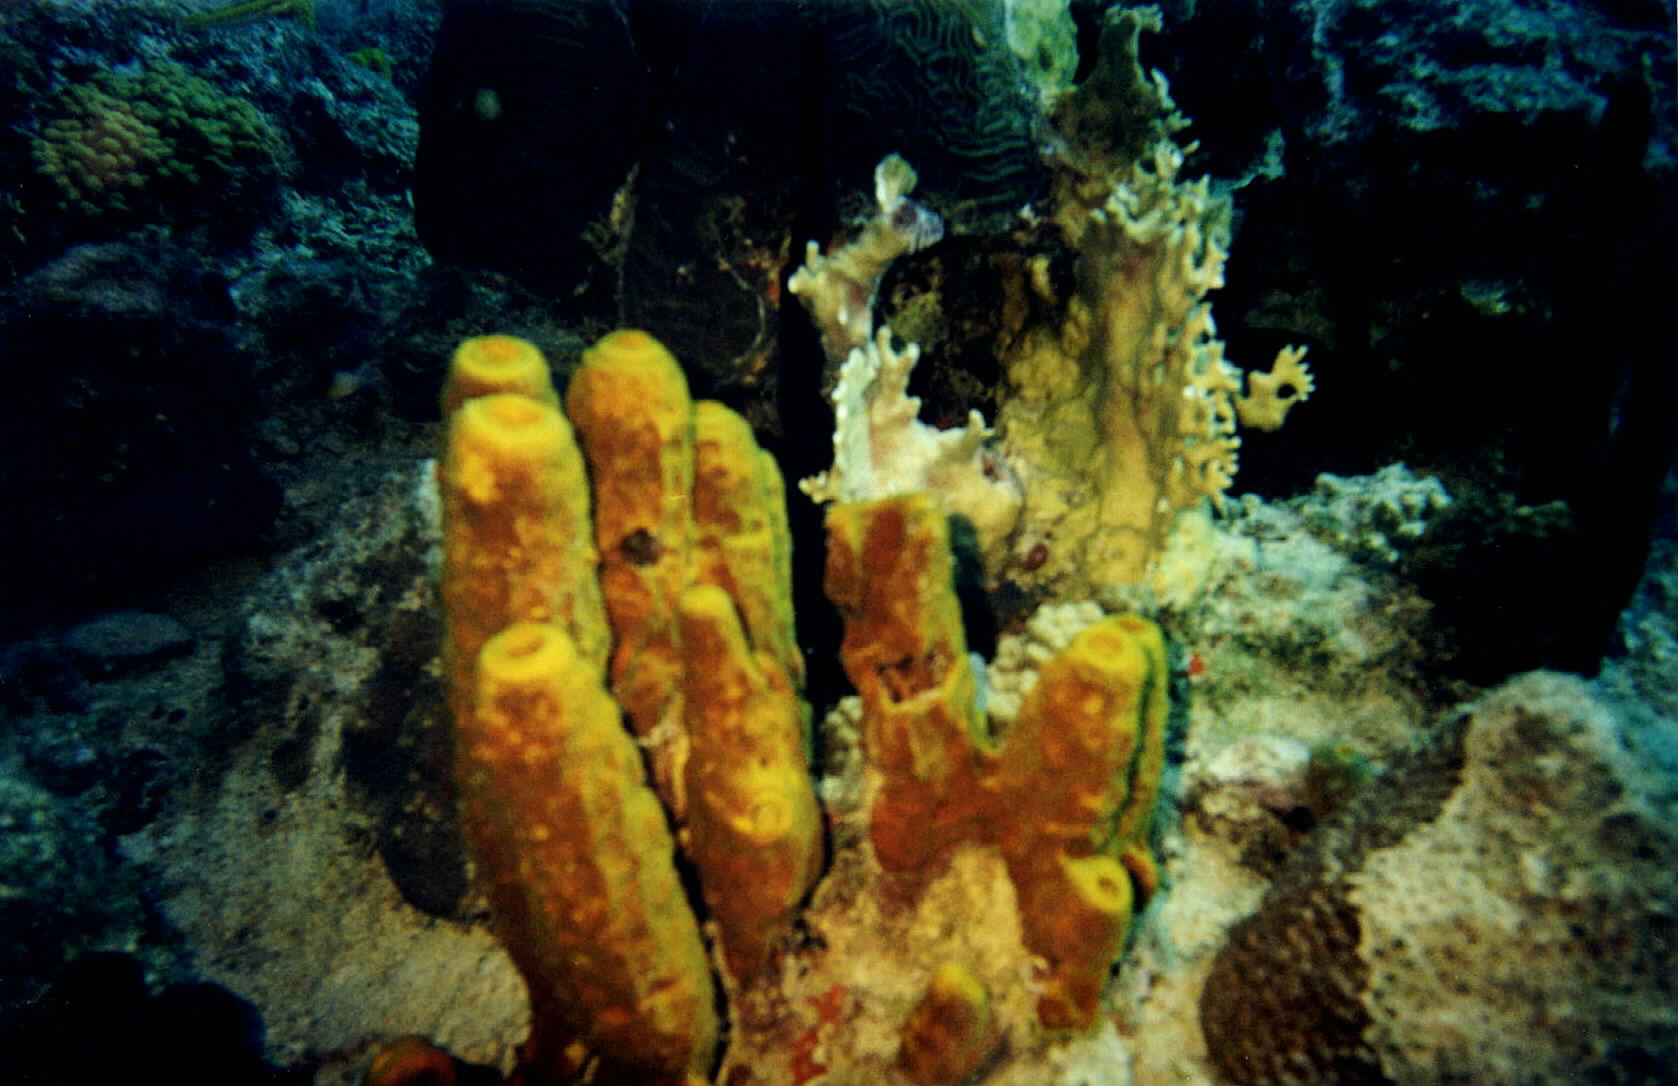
top-left (1200, 671), bottom-right (1678, 1084)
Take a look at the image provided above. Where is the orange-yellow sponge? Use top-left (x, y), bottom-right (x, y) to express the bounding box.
top-left (678, 584), bottom-right (822, 986)
top-left (691, 400), bottom-right (802, 687)
top-left (824, 495), bottom-right (1168, 1030)
top-left (824, 494), bottom-right (992, 874)
top-left (565, 331), bottom-right (695, 768)
top-left (440, 328), bottom-right (820, 1068)
top-left (438, 391), bottom-right (607, 721)
top-left (997, 613), bottom-right (1167, 1027)
top-left (896, 963), bottom-right (1000, 1086)
top-left (456, 622), bottom-right (719, 1081)
top-left (441, 334), bottom-right (558, 417)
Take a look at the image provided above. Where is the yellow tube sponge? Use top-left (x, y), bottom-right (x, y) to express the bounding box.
top-left (565, 331), bottom-right (695, 780)
top-left (995, 615), bottom-right (1168, 1028)
top-left (438, 392), bottom-right (608, 722)
top-left (1015, 854), bottom-right (1133, 1030)
top-left (896, 963), bottom-right (1000, 1086)
top-left (691, 400), bottom-right (802, 688)
top-left (438, 328), bottom-right (825, 1075)
top-left (823, 494), bottom-right (992, 876)
top-left (440, 334), bottom-right (558, 417)
top-left (678, 585), bottom-right (822, 986)
top-left (457, 623), bottom-right (719, 1081)
top-left (825, 496), bottom-right (1167, 1029)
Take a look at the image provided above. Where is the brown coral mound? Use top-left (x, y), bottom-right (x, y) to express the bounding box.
top-left (1200, 672), bottom-right (1678, 1085)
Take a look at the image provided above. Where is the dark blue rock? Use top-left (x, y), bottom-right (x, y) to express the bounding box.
top-left (63, 611), bottom-right (194, 675)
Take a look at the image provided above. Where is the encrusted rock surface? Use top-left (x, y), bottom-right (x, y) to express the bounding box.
top-left (1199, 671), bottom-right (1678, 1085)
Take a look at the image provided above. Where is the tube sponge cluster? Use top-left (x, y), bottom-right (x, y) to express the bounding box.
top-left (824, 493), bottom-right (1167, 1030)
top-left (436, 331), bottom-right (1172, 1077)
top-left (437, 331), bottom-right (821, 1082)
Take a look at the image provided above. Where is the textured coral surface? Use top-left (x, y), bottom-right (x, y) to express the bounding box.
top-left (1201, 672), bottom-right (1678, 1085)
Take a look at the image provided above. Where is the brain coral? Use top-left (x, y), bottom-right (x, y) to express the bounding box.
top-left (823, 0), bottom-right (1042, 222)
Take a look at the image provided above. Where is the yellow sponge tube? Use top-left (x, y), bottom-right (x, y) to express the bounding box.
top-left (896, 963), bottom-right (1000, 1086)
top-left (824, 496), bottom-right (990, 875)
top-left (565, 330), bottom-right (694, 746)
top-left (440, 334), bottom-right (557, 417)
top-left (438, 393), bottom-right (608, 722)
top-left (999, 615), bottom-right (1165, 1030)
top-left (678, 584), bottom-right (822, 985)
top-left (692, 399), bottom-right (802, 688)
top-left (458, 622), bottom-right (719, 1080)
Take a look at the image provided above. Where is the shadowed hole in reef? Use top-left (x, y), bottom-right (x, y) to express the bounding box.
top-left (344, 603), bottom-right (469, 919)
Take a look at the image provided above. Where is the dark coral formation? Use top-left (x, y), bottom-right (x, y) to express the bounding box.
top-left (0, 240), bottom-right (281, 630)
top-left (1148, 0), bottom-right (1678, 679)
top-left (414, 0), bottom-right (1046, 427)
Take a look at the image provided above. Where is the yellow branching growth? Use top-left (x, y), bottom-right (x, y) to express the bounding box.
top-left (1003, 133), bottom-right (1310, 588)
top-left (1017, 6), bottom-right (1315, 590)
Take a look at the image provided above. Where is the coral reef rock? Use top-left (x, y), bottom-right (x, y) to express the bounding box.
top-left (1199, 671), bottom-right (1678, 1085)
